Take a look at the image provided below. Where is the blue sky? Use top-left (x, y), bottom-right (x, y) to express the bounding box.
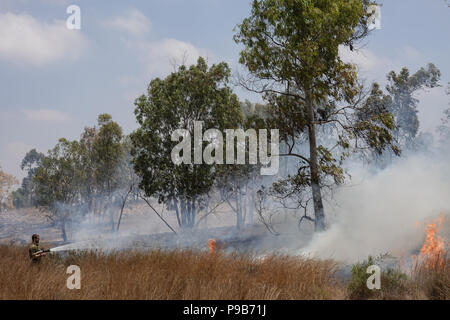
top-left (0, 0), bottom-right (449, 179)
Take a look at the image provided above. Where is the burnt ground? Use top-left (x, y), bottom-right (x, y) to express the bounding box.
top-left (0, 208), bottom-right (61, 246)
top-left (0, 206), bottom-right (313, 254)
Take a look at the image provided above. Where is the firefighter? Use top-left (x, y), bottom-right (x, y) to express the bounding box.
top-left (29, 234), bottom-right (47, 263)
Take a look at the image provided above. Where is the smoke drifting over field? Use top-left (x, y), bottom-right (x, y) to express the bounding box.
top-left (301, 152), bottom-right (450, 262)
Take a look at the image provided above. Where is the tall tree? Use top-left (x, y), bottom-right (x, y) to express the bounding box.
top-left (32, 114), bottom-right (125, 239)
top-left (78, 126), bottom-right (99, 215)
top-left (33, 139), bottom-right (85, 241)
top-left (216, 101), bottom-right (269, 229)
top-left (116, 136), bottom-right (141, 232)
top-left (131, 57), bottom-right (242, 231)
top-left (92, 114), bottom-right (124, 231)
top-left (13, 149), bottom-right (44, 208)
top-left (234, 0), bottom-right (397, 231)
top-left (385, 64), bottom-right (441, 150)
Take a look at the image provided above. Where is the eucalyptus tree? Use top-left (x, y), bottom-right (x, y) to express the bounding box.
top-left (92, 114), bottom-right (124, 231)
top-left (385, 64), bottom-right (441, 151)
top-left (13, 149), bottom-right (44, 208)
top-left (131, 57), bottom-right (242, 231)
top-left (234, 0), bottom-right (398, 230)
top-left (33, 139), bottom-right (85, 241)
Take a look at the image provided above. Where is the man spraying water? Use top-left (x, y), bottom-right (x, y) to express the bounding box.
top-left (29, 234), bottom-right (50, 263)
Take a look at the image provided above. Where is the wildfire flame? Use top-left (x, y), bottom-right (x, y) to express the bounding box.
top-left (413, 214), bottom-right (446, 269)
top-left (419, 215), bottom-right (445, 258)
top-left (208, 239), bottom-right (217, 254)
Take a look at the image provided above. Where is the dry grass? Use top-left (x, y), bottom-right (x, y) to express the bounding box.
top-left (410, 250), bottom-right (450, 300)
top-left (0, 245), bottom-right (344, 300)
top-left (1, 245), bottom-right (447, 300)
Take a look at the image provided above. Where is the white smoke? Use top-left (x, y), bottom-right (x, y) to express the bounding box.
top-left (300, 153), bottom-right (450, 262)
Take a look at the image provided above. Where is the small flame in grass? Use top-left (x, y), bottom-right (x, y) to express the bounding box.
top-left (420, 215), bottom-right (445, 257)
top-left (412, 214), bottom-right (446, 269)
top-left (208, 239), bottom-right (217, 254)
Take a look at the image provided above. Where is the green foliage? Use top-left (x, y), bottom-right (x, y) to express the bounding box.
top-left (12, 149), bottom-right (45, 208)
top-left (363, 64), bottom-right (441, 167)
top-left (12, 189), bottom-right (26, 209)
top-left (234, 0), bottom-right (397, 230)
top-left (355, 83), bottom-right (400, 156)
top-left (385, 63), bottom-right (441, 149)
top-left (215, 100), bottom-right (271, 229)
top-left (234, 0), bottom-right (373, 94)
top-left (131, 57), bottom-right (243, 229)
top-left (92, 113), bottom-right (124, 195)
top-left (32, 114), bottom-right (127, 239)
top-left (348, 254), bottom-right (408, 300)
top-left (33, 138), bottom-right (85, 240)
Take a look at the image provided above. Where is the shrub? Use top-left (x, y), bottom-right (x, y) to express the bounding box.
top-left (348, 254), bottom-right (408, 300)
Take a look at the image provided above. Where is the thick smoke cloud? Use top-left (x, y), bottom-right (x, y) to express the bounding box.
top-left (300, 153), bottom-right (450, 262)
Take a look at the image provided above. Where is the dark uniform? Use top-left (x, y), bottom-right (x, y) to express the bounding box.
top-left (29, 243), bottom-right (43, 263)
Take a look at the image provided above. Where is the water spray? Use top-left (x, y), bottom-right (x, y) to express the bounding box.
top-left (50, 241), bottom-right (94, 252)
top-left (49, 238), bottom-right (121, 252)
top-left (34, 249), bottom-right (51, 255)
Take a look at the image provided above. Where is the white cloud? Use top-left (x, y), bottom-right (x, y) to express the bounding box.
top-left (339, 45), bottom-right (428, 84)
top-left (339, 46), bottom-right (396, 83)
top-left (2, 0), bottom-right (71, 6)
top-left (131, 38), bottom-right (215, 76)
top-left (22, 109), bottom-right (70, 123)
top-left (104, 9), bottom-right (214, 78)
top-left (0, 12), bottom-right (87, 66)
top-left (339, 46), bottom-right (379, 71)
top-left (103, 8), bottom-right (151, 37)
top-left (39, 0), bottom-right (71, 5)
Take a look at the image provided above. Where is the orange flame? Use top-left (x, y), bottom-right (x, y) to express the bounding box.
top-left (208, 239), bottom-right (217, 254)
top-left (419, 215), bottom-right (444, 257)
top-left (413, 214), bottom-right (446, 268)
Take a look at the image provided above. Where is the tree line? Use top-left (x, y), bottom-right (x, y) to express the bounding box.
top-left (2, 0), bottom-right (449, 240)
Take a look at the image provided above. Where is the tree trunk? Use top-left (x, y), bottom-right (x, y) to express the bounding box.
top-left (108, 199), bottom-right (115, 232)
top-left (242, 186), bottom-right (247, 224)
top-left (186, 200), bottom-right (192, 227)
top-left (306, 92), bottom-right (326, 231)
top-left (190, 199), bottom-right (196, 228)
top-left (116, 186), bottom-right (132, 232)
top-left (234, 177), bottom-right (243, 229)
top-left (236, 189), bottom-right (243, 229)
top-left (249, 187), bottom-right (254, 225)
top-left (173, 197), bottom-right (182, 227)
top-left (61, 221), bottom-right (67, 242)
top-left (180, 198), bottom-right (187, 229)
top-left (204, 198), bottom-right (209, 229)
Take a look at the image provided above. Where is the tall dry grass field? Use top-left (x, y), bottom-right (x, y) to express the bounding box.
top-left (411, 250), bottom-right (450, 299)
top-left (0, 246), bottom-right (344, 300)
top-left (1, 245), bottom-right (447, 300)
